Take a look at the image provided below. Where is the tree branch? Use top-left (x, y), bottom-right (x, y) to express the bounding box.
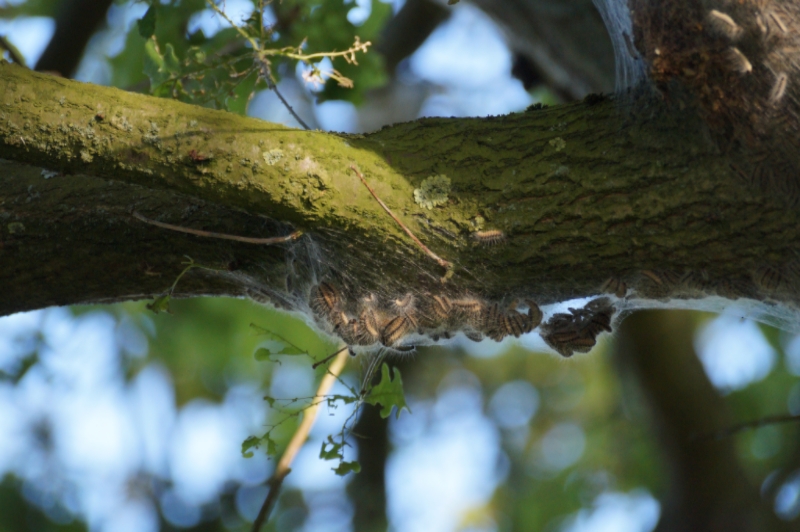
top-left (0, 63), bottom-right (798, 324)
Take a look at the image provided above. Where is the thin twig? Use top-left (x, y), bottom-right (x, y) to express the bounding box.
top-left (0, 36), bottom-right (26, 67)
top-left (265, 72), bottom-right (311, 130)
top-left (312, 345), bottom-right (350, 369)
top-left (691, 413), bottom-right (800, 442)
top-left (205, 0), bottom-right (312, 130)
top-left (252, 346), bottom-right (350, 532)
top-left (132, 211), bottom-right (302, 244)
top-left (349, 165), bottom-right (452, 270)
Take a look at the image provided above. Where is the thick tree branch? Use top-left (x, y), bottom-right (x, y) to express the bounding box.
top-left (0, 63), bottom-right (798, 320)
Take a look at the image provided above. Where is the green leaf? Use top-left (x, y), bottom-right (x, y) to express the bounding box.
top-left (266, 436), bottom-right (277, 456)
top-left (333, 460), bottom-right (361, 476)
top-left (143, 39), bottom-right (166, 84)
top-left (162, 44), bottom-right (181, 74)
top-left (143, 39), bottom-right (181, 96)
top-left (320, 436), bottom-right (343, 461)
top-left (241, 436), bottom-right (260, 458)
top-left (253, 347), bottom-right (282, 363)
top-left (287, 0), bottom-right (391, 104)
top-left (137, 5), bottom-right (157, 39)
top-left (365, 364), bottom-right (410, 419)
top-left (0, 352), bottom-right (38, 384)
top-left (241, 433), bottom-right (278, 458)
top-left (146, 294), bottom-right (171, 314)
top-left (327, 394), bottom-right (358, 406)
top-left (224, 69), bottom-right (259, 115)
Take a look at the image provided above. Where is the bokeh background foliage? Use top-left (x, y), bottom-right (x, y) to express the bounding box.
top-left (4, 298), bottom-right (800, 531)
top-left (1, 0), bottom-right (800, 531)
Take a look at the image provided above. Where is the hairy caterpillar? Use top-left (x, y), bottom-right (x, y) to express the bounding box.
top-left (471, 230), bottom-right (506, 246)
top-left (601, 277), bottom-right (628, 298)
top-left (614, 0), bottom-right (800, 204)
top-left (706, 10), bottom-right (743, 40)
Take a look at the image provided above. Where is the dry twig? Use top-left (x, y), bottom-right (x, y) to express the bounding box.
top-left (251, 346), bottom-right (350, 532)
top-left (349, 165), bottom-right (452, 270)
top-left (133, 211), bottom-right (302, 244)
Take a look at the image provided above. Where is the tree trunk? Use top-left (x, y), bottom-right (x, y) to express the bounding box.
top-left (616, 310), bottom-right (791, 532)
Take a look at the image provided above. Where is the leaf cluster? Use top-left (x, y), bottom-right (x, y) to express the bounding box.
top-left (246, 318), bottom-right (411, 476)
top-left (135, 0), bottom-right (391, 114)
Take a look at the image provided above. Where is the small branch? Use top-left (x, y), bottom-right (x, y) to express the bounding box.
top-left (691, 413), bottom-right (800, 442)
top-left (265, 71), bottom-right (311, 131)
top-left (132, 211), bottom-right (302, 244)
top-left (312, 345), bottom-right (350, 369)
top-left (349, 165), bottom-right (452, 270)
top-left (281, 36), bottom-right (371, 64)
top-left (0, 36), bottom-right (26, 67)
top-left (205, 0), bottom-right (312, 130)
top-left (251, 346), bottom-right (350, 532)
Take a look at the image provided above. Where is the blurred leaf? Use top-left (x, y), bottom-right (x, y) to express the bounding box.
top-left (254, 347), bottom-right (277, 362)
top-left (251, 325), bottom-right (306, 356)
top-left (365, 364), bottom-right (409, 419)
top-left (328, 393), bottom-right (358, 405)
top-left (111, 0), bottom-right (207, 89)
top-left (224, 69), bottom-right (260, 115)
top-left (242, 433), bottom-right (278, 458)
top-left (138, 5), bottom-right (157, 39)
top-left (333, 460), bottom-right (361, 476)
top-left (144, 39), bottom-right (182, 96)
top-left (0, 352), bottom-right (38, 384)
top-left (320, 435), bottom-right (343, 460)
top-left (0, 0), bottom-right (62, 18)
top-left (241, 436), bottom-right (260, 458)
top-left (146, 294), bottom-right (171, 314)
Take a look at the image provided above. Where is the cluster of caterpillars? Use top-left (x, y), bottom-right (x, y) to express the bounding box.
top-left (540, 298), bottom-right (615, 358)
top-left (311, 282), bottom-right (544, 347)
top-left (704, 4), bottom-right (792, 104)
top-left (634, 0), bottom-right (796, 108)
top-left (603, 262), bottom-right (800, 302)
top-left (311, 282), bottom-right (617, 358)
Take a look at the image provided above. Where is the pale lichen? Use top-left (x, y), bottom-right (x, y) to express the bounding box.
top-left (7, 222), bottom-right (24, 234)
top-left (414, 175), bottom-right (451, 210)
top-left (263, 149), bottom-right (284, 166)
top-left (549, 137), bottom-right (566, 151)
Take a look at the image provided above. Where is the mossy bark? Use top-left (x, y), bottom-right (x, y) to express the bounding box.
top-left (0, 62), bottom-right (797, 317)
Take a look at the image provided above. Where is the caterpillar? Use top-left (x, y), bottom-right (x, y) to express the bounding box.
top-left (471, 229), bottom-right (506, 246)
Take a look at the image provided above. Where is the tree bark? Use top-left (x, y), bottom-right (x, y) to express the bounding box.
top-left (0, 62), bottom-right (798, 320)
